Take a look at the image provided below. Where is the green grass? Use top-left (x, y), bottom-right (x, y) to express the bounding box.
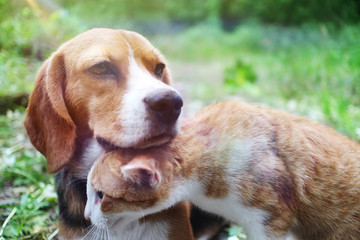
top-left (0, 3), bottom-right (86, 97)
top-left (1, 4), bottom-right (360, 239)
top-left (0, 111), bottom-right (57, 240)
top-left (153, 22), bottom-right (360, 141)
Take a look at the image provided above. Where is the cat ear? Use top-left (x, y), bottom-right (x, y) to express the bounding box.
top-left (121, 156), bottom-right (161, 188)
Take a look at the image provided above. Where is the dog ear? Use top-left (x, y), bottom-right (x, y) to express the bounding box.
top-left (121, 156), bottom-right (160, 188)
top-left (24, 52), bottom-right (76, 173)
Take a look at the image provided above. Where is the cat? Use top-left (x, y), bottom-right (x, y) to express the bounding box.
top-left (85, 100), bottom-right (360, 240)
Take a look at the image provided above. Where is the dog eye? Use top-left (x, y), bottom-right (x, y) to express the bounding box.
top-left (97, 191), bottom-right (104, 200)
top-left (154, 63), bottom-right (165, 78)
top-left (89, 62), bottom-right (116, 77)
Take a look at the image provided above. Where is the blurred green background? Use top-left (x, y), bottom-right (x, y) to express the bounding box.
top-left (1, 0), bottom-right (359, 239)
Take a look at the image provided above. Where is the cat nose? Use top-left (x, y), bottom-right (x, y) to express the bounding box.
top-left (144, 89), bottom-right (183, 124)
top-left (84, 211), bottom-right (91, 222)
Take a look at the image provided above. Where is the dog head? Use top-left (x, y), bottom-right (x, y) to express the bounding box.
top-left (24, 28), bottom-right (183, 173)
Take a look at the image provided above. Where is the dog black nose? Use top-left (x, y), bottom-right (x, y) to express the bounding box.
top-left (144, 89), bottom-right (183, 123)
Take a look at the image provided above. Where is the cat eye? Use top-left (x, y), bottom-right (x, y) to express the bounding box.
top-left (97, 191), bottom-right (104, 200)
top-left (154, 63), bottom-right (165, 78)
top-left (89, 61), bottom-right (117, 77)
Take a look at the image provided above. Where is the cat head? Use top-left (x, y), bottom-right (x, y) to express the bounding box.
top-left (84, 150), bottom-right (183, 231)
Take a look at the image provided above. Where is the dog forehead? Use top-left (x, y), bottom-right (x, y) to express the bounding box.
top-left (65, 28), bottom-right (151, 49)
top-left (60, 29), bottom-right (128, 64)
top-left (60, 28), bottom-right (160, 66)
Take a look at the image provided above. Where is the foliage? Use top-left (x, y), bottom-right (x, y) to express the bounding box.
top-left (0, 50), bottom-right (33, 96)
top-left (227, 225), bottom-right (247, 240)
top-left (224, 59), bottom-right (257, 92)
top-left (247, 24), bottom-right (360, 139)
top-left (57, 0), bottom-right (360, 28)
top-left (219, 0), bottom-right (360, 26)
top-left (154, 22), bottom-right (360, 141)
top-left (0, 111), bottom-right (57, 239)
top-left (0, 0), bottom-right (85, 96)
top-left (0, 2), bottom-right (40, 96)
top-left (59, 0), bottom-right (213, 25)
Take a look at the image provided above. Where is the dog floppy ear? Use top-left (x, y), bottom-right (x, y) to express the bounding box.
top-left (24, 52), bottom-right (76, 173)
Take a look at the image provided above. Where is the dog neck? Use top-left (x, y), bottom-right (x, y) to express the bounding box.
top-left (75, 138), bottom-right (107, 179)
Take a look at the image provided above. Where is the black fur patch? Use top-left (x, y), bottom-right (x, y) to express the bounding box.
top-left (190, 206), bottom-right (229, 239)
top-left (56, 168), bottom-right (91, 228)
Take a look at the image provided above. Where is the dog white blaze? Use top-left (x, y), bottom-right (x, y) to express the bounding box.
top-left (118, 41), bottom-right (179, 147)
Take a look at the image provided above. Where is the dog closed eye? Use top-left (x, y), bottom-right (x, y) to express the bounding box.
top-left (154, 63), bottom-right (165, 78)
top-left (88, 61), bottom-right (118, 78)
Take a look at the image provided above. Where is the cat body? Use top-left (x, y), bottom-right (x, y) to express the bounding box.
top-left (87, 101), bottom-right (360, 240)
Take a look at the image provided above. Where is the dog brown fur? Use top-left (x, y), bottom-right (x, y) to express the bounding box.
top-left (24, 28), bottom-right (193, 239)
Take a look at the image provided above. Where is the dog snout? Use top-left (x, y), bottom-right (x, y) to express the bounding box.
top-left (144, 89), bottom-right (183, 123)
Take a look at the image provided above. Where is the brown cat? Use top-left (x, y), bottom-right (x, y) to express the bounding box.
top-left (86, 101), bottom-right (360, 240)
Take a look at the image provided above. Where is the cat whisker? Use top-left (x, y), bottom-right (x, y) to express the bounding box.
top-left (106, 227), bottom-right (111, 240)
top-left (84, 223), bottom-right (95, 232)
top-left (86, 225), bottom-right (108, 240)
top-left (101, 226), bottom-right (110, 240)
top-left (103, 228), bottom-right (109, 240)
top-left (94, 227), bottom-right (100, 240)
top-left (100, 228), bottom-right (105, 240)
top-left (81, 224), bottom-right (96, 240)
top-left (139, 208), bottom-right (146, 219)
top-left (99, 225), bottom-right (110, 240)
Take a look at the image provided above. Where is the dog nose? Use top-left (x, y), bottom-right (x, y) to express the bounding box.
top-left (144, 89), bottom-right (183, 123)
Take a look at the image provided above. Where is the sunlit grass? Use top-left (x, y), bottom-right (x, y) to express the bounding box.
top-left (0, 111), bottom-right (58, 239)
top-left (155, 22), bottom-right (360, 141)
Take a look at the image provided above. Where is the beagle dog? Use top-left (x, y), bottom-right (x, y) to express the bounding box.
top-left (24, 28), bottom-right (193, 239)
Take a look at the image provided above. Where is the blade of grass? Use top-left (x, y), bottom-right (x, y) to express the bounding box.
top-left (47, 229), bottom-right (58, 240)
top-left (0, 207), bottom-right (18, 239)
top-left (6, 169), bottom-right (40, 187)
